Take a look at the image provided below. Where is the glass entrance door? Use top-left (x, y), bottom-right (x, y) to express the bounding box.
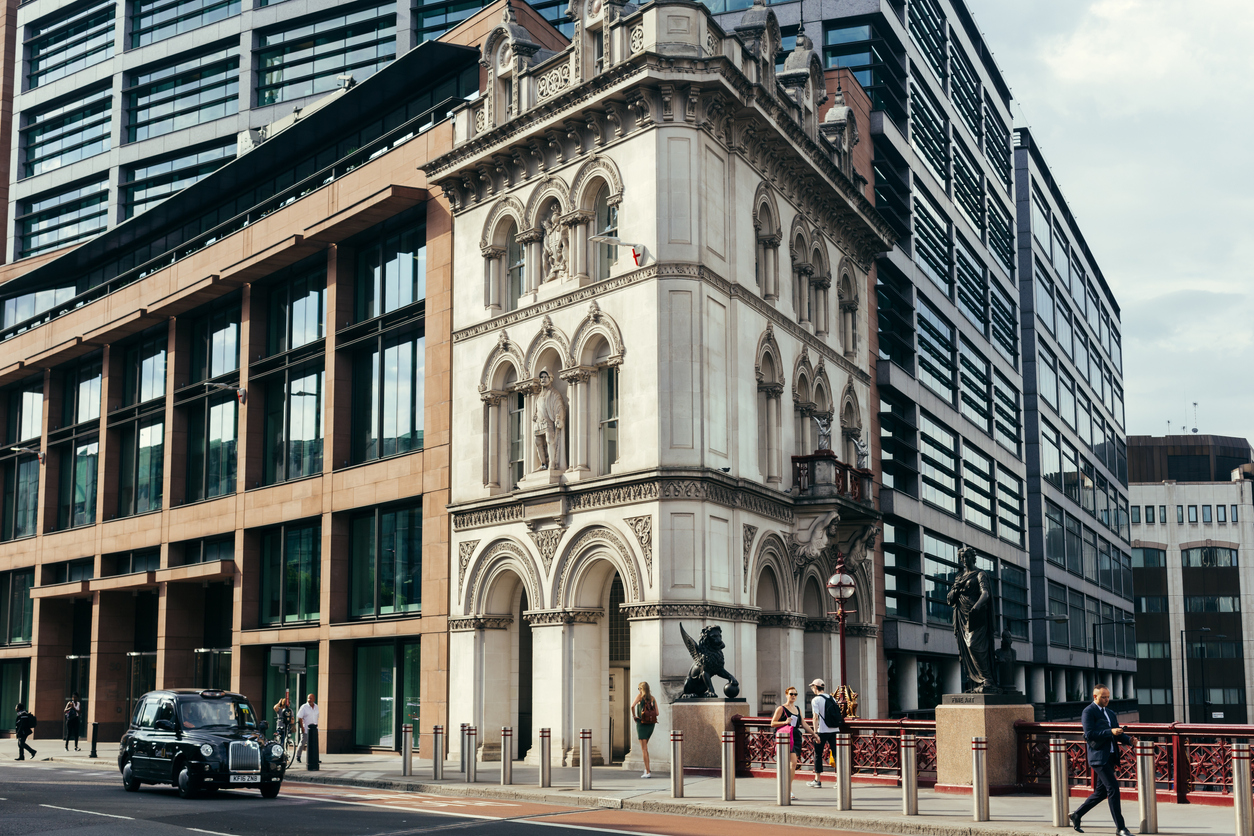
top-left (65, 655), bottom-right (90, 701)
top-left (354, 639), bottom-right (420, 750)
top-left (127, 651), bottom-right (157, 720)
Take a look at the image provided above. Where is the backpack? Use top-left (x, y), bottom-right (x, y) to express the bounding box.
top-left (638, 699), bottom-right (658, 725)
top-left (820, 694), bottom-right (841, 728)
top-left (65, 706), bottom-right (79, 722)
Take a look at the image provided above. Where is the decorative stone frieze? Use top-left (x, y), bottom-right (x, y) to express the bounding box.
top-left (619, 602), bottom-right (762, 622)
top-left (449, 615), bottom-right (514, 632)
top-left (523, 608), bottom-right (603, 625)
top-left (759, 612), bottom-right (808, 629)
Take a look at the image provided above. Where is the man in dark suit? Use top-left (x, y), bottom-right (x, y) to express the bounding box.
top-left (1069, 684), bottom-right (1133, 836)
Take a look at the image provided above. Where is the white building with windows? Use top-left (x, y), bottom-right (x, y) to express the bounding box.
top-left (430, 0), bottom-right (894, 769)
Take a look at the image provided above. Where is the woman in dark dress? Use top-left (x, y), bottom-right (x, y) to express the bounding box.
top-left (630, 682), bottom-right (658, 778)
top-left (770, 686), bottom-right (816, 800)
top-left (63, 693), bottom-right (82, 751)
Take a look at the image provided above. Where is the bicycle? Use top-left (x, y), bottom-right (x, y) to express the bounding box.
top-left (272, 720), bottom-right (297, 769)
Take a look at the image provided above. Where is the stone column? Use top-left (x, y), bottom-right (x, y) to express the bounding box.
top-left (561, 368), bottom-right (591, 478)
top-left (562, 211), bottom-right (592, 282)
top-left (764, 236), bottom-right (781, 300)
top-left (525, 617), bottom-right (569, 767)
top-left (482, 246), bottom-right (504, 312)
top-left (794, 262), bottom-right (812, 325)
top-left (842, 302), bottom-right (857, 357)
top-left (520, 230), bottom-right (543, 293)
top-left (759, 383), bottom-right (783, 484)
top-left (482, 394), bottom-right (502, 489)
top-left (477, 618), bottom-right (514, 761)
top-left (446, 624), bottom-right (479, 766)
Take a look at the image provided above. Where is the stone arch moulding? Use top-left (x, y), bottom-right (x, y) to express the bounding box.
top-left (792, 349), bottom-right (814, 399)
top-left (836, 256), bottom-right (859, 304)
top-left (570, 300), bottom-right (625, 365)
top-left (810, 233), bottom-right (831, 275)
top-left (568, 154), bottom-right (624, 211)
top-left (464, 537), bottom-right (545, 617)
top-left (523, 174), bottom-right (571, 230)
top-left (479, 195), bottom-right (526, 250)
top-left (749, 532), bottom-right (793, 610)
top-left (752, 181), bottom-right (781, 234)
top-left (787, 213), bottom-right (811, 261)
top-left (812, 362), bottom-right (833, 414)
top-left (479, 330), bottom-right (526, 394)
top-left (840, 379), bottom-right (863, 433)
top-left (798, 563), bottom-right (832, 617)
top-left (523, 315), bottom-right (573, 378)
top-left (550, 523), bottom-right (644, 609)
top-left (754, 325), bottom-right (784, 386)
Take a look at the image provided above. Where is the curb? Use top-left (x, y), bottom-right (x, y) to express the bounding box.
top-left (280, 773), bottom-right (1069, 836)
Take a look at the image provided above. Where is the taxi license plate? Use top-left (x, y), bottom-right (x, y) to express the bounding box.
top-left (230, 775), bottom-right (261, 783)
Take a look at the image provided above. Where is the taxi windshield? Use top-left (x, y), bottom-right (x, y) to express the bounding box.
top-left (179, 698), bottom-right (259, 730)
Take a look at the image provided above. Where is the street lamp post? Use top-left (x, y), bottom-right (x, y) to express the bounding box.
top-left (1092, 617), bottom-right (1136, 698)
top-left (1180, 627), bottom-right (1211, 724)
top-left (826, 559), bottom-right (857, 692)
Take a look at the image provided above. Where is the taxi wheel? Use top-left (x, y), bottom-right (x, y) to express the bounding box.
top-left (260, 782), bottom-right (281, 799)
top-left (177, 766), bottom-right (198, 799)
top-left (122, 762), bottom-right (140, 792)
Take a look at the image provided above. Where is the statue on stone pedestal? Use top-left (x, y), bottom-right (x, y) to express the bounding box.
top-left (678, 624), bottom-right (740, 699)
top-left (852, 435), bottom-right (870, 469)
top-left (947, 546), bottom-right (999, 692)
top-left (533, 369), bottom-right (566, 470)
top-left (813, 414), bottom-right (833, 452)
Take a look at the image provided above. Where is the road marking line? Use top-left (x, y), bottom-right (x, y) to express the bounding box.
top-left (41, 804), bottom-right (134, 820)
top-left (188, 828), bottom-right (237, 836)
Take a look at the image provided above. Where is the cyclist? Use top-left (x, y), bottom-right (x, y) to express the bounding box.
top-left (273, 693), bottom-right (294, 747)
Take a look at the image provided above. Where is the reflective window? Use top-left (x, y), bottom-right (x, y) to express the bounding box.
top-left (123, 143), bottom-right (235, 219)
top-left (260, 521), bottom-right (320, 624)
top-left (257, 4), bottom-right (397, 106)
top-left (350, 503), bottom-right (422, 618)
top-left (355, 216), bottom-right (426, 322)
top-left (127, 48), bottom-right (240, 143)
top-left (22, 87), bottom-right (112, 178)
top-left (131, 0), bottom-right (240, 47)
top-left (263, 366), bottom-right (324, 485)
top-left (26, 1), bottom-right (116, 89)
top-left (17, 178), bottom-right (109, 258)
top-left (352, 330), bottom-right (425, 464)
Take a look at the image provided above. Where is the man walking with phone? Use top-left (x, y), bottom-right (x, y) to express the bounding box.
top-left (1069, 684), bottom-right (1133, 836)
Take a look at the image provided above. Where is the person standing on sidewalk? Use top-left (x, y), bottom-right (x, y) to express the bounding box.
top-left (807, 679), bottom-right (840, 788)
top-left (630, 682), bottom-right (658, 778)
top-left (14, 703), bottom-right (37, 761)
top-left (63, 693), bottom-right (82, 752)
top-left (770, 686), bottom-right (816, 800)
top-left (1069, 684), bottom-right (1133, 836)
top-left (295, 693), bottom-right (319, 763)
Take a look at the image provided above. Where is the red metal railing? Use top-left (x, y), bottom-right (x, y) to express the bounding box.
top-left (732, 716), bottom-right (937, 784)
top-left (1016, 721), bottom-right (1254, 806)
top-left (790, 453), bottom-right (871, 501)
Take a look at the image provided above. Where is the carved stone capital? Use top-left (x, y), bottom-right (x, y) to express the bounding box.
top-left (481, 246), bottom-right (506, 259)
top-left (759, 612), bottom-right (808, 629)
top-left (449, 615), bottom-right (514, 632)
top-left (617, 602), bottom-right (761, 622)
top-left (523, 608), bottom-right (603, 625)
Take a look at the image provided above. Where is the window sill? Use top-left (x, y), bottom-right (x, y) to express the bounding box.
top-left (48, 521), bottom-right (98, 535)
top-left (109, 508), bottom-right (164, 523)
top-left (250, 472), bottom-right (323, 492)
top-left (336, 448), bottom-right (425, 472)
top-left (172, 491), bottom-right (237, 509)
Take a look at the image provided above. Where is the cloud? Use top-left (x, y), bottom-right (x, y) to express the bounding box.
top-left (965, 0), bottom-right (1254, 440)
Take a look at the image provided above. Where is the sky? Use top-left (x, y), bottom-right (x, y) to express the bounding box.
top-left (963, 0), bottom-right (1254, 441)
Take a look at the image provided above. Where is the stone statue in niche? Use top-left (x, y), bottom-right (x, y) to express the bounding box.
top-left (947, 546), bottom-right (999, 692)
top-left (541, 206), bottom-right (568, 281)
top-left (853, 435), bottom-right (869, 469)
top-left (813, 414), bottom-right (833, 452)
top-left (533, 368), bottom-right (566, 470)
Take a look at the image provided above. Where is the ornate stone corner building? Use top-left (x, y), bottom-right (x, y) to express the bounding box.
top-left (434, 0), bottom-right (894, 770)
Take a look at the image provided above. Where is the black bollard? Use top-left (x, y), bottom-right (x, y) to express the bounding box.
top-left (89, 723), bottom-right (99, 759)
top-left (306, 725), bottom-right (319, 771)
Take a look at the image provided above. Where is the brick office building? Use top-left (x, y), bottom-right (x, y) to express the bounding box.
top-left (0, 35), bottom-right (484, 752)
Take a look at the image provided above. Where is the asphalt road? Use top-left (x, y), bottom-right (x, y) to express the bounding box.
top-left (0, 761), bottom-right (879, 836)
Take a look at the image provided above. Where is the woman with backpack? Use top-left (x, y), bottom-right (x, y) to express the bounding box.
top-left (63, 693), bottom-right (82, 751)
top-left (630, 682), bottom-right (658, 778)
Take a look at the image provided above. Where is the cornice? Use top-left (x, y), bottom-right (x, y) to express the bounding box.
top-left (452, 261), bottom-right (871, 386)
top-left (449, 469), bottom-right (802, 531)
top-left (618, 601), bottom-right (762, 622)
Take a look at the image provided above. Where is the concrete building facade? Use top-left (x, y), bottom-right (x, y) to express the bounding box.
top-left (1130, 435), bottom-right (1254, 724)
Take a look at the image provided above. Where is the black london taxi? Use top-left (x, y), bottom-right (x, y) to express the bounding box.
top-left (119, 689), bottom-right (286, 798)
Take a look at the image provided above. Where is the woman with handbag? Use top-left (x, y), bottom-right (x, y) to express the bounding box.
top-left (770, 686), bottom-right (817, 801)
top-left (63, 693), bottom-right (82, 752)
top-left (630, 682), bottom-right (659, 778)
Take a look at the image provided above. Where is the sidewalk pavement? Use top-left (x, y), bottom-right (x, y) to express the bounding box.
top-left (34, 741), bottom-right (1240, 836)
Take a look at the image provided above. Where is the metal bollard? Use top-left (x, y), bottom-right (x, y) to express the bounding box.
top-left (401, 723), bottom-right (413, 777)
top-left (307, 725), bottom-right (320, 771)
top-left (466, 727), bottom-right (477, 783)
top-left (901, 733), bottom-right (918, 816)
top-left (836, 732), bottom-right (852, 811)
top-left (972, 737), bottom-right (989, 822)
top-left (500, 727), bottom-right (513, 785)
top-left (579, 729), bottom-right (593, 791)
top-left (776, 729), bottom-right (791, 806)
top-left (89, 722), bottom-right (99, 759)
top-left (539, 728), bottom-right (552, 788)
top-left (433, 725), bottom-right (444, 780)
top-left (460, 723), bottom-right (469, 773)
top-left (1136, 739), bottom-right (1158, 834)
top-left (1050, 738), bottom-right (1069, 827)
top-left (1234, 741), bottom-right (1251, 836)
top-left (721, 731), bottom-right (736, 801)
top-left (671, 730), bottom-right (684, 798)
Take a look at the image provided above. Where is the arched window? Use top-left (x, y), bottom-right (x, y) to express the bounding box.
top-left (756, 205), bottom-right (780, 301)
top-left (599, 364), bottom-right (618, 471)
top-left (505, 222), bottom-right (525, 310)
top-left (757, 353), bottom-right (783, 484)
top-left (505, 368), bottom-right (525, 488)
top-left (592, 184), bottom-right (618, 281)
